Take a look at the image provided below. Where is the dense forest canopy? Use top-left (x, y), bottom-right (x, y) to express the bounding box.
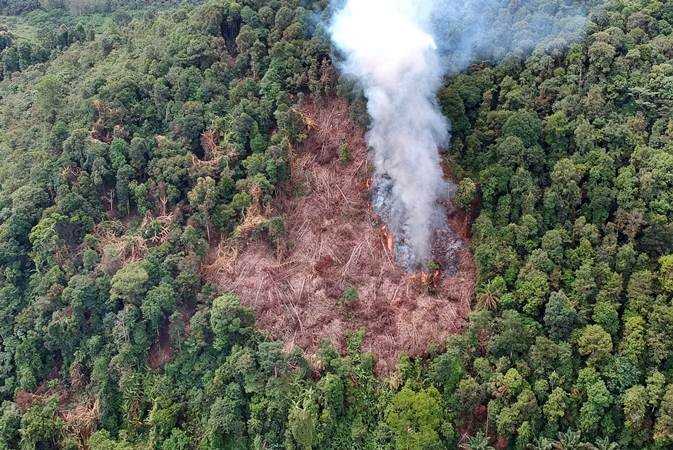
top-left (0, 0), bottom-right (672, 449)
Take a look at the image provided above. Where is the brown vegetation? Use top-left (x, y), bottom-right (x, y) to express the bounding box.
top-left (209, 97), bottom-right (474, 374)
top-left (148, 326), bottom-right (175, 370)
top-left (93, 211), bottom-right (175, 274)
top-left (16, 367), bottom-right (99, 450)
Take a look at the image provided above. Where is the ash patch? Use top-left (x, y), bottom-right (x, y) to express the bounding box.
top-left (371, 173), bottom-right (394, 216)
top-left (431, 227), bottom-right (463, 276)
top-left (372, 174), bottom-right (417, 270)
top-left (372, 174), bottom-right (465, 273)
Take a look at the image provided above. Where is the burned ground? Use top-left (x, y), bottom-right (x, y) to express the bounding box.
top-left (208, 97), bottom-right (474, 374)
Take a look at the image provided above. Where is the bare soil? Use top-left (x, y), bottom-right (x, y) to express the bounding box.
top-left (209, 97), bottom-right (474, 374)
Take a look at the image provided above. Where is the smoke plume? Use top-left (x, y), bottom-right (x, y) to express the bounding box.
top-left (329, 0), bottom-right (586, 270)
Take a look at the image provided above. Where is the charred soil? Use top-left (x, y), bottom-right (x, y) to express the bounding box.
top-left (208, 97), bottom-right (474, 374)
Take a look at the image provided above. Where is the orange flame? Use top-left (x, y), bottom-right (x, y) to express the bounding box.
top-left (365, 177), bottom-right (372, 189)
top-left (381, 226), bottom-right (394, 252)
top-left (408, 270), bottom-right (442, 286)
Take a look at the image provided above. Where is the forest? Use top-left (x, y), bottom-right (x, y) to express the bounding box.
top-left (0, 0), bottom-right (673, 449)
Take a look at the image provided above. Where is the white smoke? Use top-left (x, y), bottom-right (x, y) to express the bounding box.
top-left (330, 0), bottom-right (450, 269)
top-left (329, 0), bottom-right (587, 270)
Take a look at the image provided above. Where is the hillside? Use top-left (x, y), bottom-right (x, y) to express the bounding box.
top-left (0, 0), bottom-right (672, 449)
top-left (210, 96), bottom-right (474, 375)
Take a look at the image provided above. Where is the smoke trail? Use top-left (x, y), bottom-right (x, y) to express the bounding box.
top-left (330, 0), bottom-right (449, 270)
top-left (329, 0), bottom-right (586, 270)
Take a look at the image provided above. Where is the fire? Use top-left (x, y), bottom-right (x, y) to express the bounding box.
top-left (408, 270), bottom-right (441, 287)
top-left (410, 272), bottom-right (428, 282)
top-left (411, 272), bottom-right (430, 285)
top-left (381, 225), bottom-right (394, 252)
top-left (365, 177), bottom-right (372, 189)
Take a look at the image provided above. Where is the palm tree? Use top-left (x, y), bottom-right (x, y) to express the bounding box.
top-left (477, 279), bottom-right (502, 311)
top-left (460, 431), bottom-right (495, 450)
top-left (591, 437), bottom-right (619, 450)
top-left (554, 430), bottom-right (582, 449)
top-left (528, 436), bottom-right (554, 450)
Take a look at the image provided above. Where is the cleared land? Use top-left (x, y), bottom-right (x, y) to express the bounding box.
top-left (209, 97), bottom-right (474, 374)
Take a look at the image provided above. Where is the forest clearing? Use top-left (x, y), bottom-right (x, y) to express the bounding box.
top-left (208, 97), bottom-right (474, 374)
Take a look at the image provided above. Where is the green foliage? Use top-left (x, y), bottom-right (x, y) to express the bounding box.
top-left (19, 397), bottom-right (62, 450)
top-left (338, 143), bottom-right (350, 163)
top-left (654, 384), bottom-right (673, 447)
top-left (433, 0), bottom-right (673, 445)
top-left (459, 431), bottom-right (494, 450)
top-left (502, 110), bottom-right (543, 147)
top-left (384, 386), bottom-right (446, 450)
top-left (0, 402), bottom-right (21, 450)
top-left (657, 254), bottom-right (673, 293)
top-left (110, 262), bottom-right (149, 305)
top-left (577, 324), bottom-right (613, 365)
top-left (455, 177), bottom-right (477, 211)
top-left (1, 0), bottom-right (673, 448)
top-left (287, 390), bottom-right (319, 450)
top-left (210, 293), bottom-right (255, 351)
top-left (0, 1), bottom-right (340, 447)
top-left (339, 287), bottom-right (358, 305)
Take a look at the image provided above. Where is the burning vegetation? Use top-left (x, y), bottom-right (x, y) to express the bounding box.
top-left (208, 97), bottom-right (474, 374)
